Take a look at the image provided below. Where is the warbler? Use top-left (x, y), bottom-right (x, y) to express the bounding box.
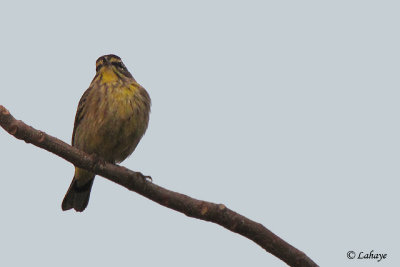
top-left (62, 54), bottom-right (151, 212)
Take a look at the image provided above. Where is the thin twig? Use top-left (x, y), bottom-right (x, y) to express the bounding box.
top-left (0, 105), bottom-right (318, 267)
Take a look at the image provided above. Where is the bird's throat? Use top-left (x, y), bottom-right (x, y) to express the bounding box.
top-left (100, 68), bottom-right (119, 83)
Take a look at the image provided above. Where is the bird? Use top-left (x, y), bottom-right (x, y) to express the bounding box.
top-left (62, 54), bottom-right (151, 212)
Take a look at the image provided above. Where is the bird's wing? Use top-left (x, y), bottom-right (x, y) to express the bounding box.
top-left (71, 85), bottom-right (93, 146)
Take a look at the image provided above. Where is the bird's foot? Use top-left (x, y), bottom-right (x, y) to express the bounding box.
top-left (137, 172), bottom-right (153, 183)
top-left (143, 175), bottom-right (153, 183)
top-left (90, 153), bottom-right (106, 170)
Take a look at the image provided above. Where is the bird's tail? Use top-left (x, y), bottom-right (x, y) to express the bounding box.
top-left (62, 168), bottom-right (95, 212)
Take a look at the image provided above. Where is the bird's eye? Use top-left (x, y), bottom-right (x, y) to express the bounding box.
top-left (96, 60), bottom-right (104, 72)
top-left (112, 62), bottom-right (125, 69)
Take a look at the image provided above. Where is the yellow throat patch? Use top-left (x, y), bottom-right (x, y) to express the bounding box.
top-left (100, 67), bottom-right (119, 83)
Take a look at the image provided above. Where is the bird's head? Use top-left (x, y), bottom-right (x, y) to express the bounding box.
top-left (95, 54), bottom-right (133, 83)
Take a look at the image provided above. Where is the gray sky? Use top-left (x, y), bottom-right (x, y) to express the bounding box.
top-left (0, 1), bottom-right (399, 266)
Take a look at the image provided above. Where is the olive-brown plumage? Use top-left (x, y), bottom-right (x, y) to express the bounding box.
top-left (62, 54), bottom-right (151, 212)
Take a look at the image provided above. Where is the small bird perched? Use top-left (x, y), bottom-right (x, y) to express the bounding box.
top-left (62, 54), bottom-right (151, 212)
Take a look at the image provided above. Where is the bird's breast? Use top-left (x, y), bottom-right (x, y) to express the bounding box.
top-left (75, 82), bottom-right (150, 162)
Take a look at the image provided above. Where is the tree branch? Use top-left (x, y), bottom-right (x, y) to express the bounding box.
top-left (0, 105), bottom-right (318, 267)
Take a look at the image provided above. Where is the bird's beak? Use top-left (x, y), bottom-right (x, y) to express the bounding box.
top-left (103, 58), bottom-right (111, 66)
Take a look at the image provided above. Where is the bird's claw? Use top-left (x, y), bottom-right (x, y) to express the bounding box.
top-left (90, 153), bottom-right (106, 170)
top-left (138, 173), bottom-right (152, 183)
top-left (144, 175), bottom-right (153, 183)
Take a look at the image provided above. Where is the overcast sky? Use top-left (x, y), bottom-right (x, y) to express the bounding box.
top-left (0, 1), bottom-right (399, 266)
